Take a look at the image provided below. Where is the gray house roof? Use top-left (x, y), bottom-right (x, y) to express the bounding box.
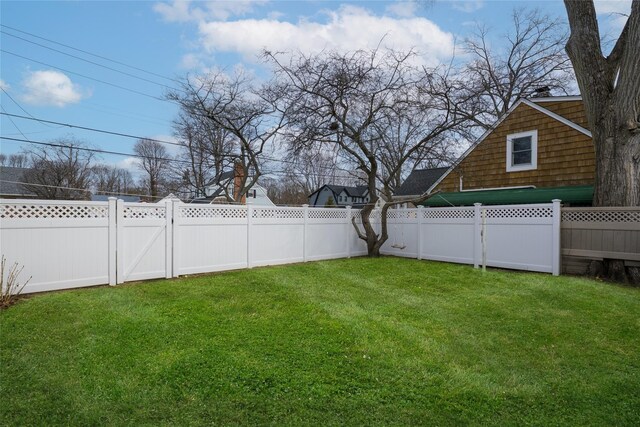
top-left (394, 167), bottom-right (449, 197)
top-left (309, 184), bottom-right (368, 199)
top-left (308, 184), bottom-right (370, 208)
top-left (0, 167), bottom-right (37, 197)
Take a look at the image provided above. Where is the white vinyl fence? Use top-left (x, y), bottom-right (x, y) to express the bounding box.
top-left (0, 198), bottom-right (561, 294)
top-left (381, 202), bottom-right (562, 274)
top-left (0, 199), bottom-right (116, 293)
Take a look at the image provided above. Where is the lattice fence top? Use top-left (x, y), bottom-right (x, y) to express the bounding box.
top-left (483, 206), bottom-right (553, 219)
top-left (562, 209), bottom-right (640, 223)
top-left (123, 205), bottom-right (166, 219)
top-left (252, 207), bottom-right (304, 219)
top-left (0, 203), bottom-right (108, 219)
top-left (179, 206), bottom-right (247, 219)
top-left (422, 208), bottom-right (474, 219)
top-left (308, 209), bottom-right (348, 219)
top-left (387, 210), bottom-right (418, 220)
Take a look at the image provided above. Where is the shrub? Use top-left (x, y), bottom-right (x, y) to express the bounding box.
top-left (0, 256), bottom-right (30, 309)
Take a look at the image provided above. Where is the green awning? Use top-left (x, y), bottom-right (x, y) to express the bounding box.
top-left (421, 185), bottom-right (594, 207)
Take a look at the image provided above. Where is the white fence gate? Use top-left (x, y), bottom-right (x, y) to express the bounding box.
top-left (1, 198), bottom-right (562, 294)
top-left (116, 201), bottom-right (173, 284)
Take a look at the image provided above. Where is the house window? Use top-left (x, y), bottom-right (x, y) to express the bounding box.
top-left (506, 130), bottom-right (537, 172)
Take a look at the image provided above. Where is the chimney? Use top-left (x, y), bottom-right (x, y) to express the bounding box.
top-left (532, 86), bottom-right (551, 98)
top-left (233, 161), bottom-right (246, 204)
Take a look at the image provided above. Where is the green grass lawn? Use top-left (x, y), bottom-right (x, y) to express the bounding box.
top-left (1, 258), bottom-right (639, 426)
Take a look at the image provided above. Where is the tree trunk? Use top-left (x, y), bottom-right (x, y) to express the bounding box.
top-left (591, 114), bottom-right (640, 207)
top-left (564, 0), bottom-right (640, 284)
top-left (359, 203), bottom-right (382, 257)
top-left (564, 0), bottom-right (640, 206)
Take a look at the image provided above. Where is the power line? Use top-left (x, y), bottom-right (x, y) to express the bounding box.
top-left (0, 24), bottom-right (180, 85)
top-left (0, 136), bottom-right (351, 180)
top-left (0, 112), bottom-right (355, 174)
top-left (0, 135), bottom-right (190, 165)
top-left (1, 49), bottom-right (166, 102)
top-left (1, 30), bottom-right (181, 93)
top-left (83, 101), bottom-right (174, 127)
top-left (0, 179), bottom-right (167, 201)
top-left (0, 112), bottom-right (183, 147)
top-left (0, 106), bottom-right (30, 141)
top-left (1, 87), bottom-right (57, 127)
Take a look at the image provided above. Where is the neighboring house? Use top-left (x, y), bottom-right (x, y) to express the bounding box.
top-left (0, 166), bottom-right (37, 199)
top-left (419, 96), bottom-right (595, 207)
top-left (190, 165), bottom-right (275, 206)
top-left (393, 167), bottom-right (449, 207)
top-left (91, 194), bottom-right (141, 203)
top-left (308, 184), bottom-right (370, 208)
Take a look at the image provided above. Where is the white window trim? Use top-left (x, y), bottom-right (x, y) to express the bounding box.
top-left (506, 130), bottom-right (538, 172)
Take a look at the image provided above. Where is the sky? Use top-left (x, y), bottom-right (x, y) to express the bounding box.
top-left (0, 0), bottom-right (631, 176)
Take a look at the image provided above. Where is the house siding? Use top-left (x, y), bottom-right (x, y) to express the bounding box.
top-left (311, 187), bottom-right (337, 206)
top-left (435, 103), bottom-right (595, 192)
top-left (532, 100), bottom-right (590, 130)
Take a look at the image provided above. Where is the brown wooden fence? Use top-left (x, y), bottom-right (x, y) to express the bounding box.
top-left (561, 207), bottom-right (640, 274)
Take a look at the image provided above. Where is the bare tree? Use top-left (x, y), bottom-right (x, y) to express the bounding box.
top-left (266, 47), bottom-right (465, 256)
top-left (7, 154), bottom-right (27, 168)
top-left (0, 154), bottom-right (6, 166)
top-left (462, 8), bottom-right (575, 129)
top-left (564, 0), bottom-right (639, 284)
top-left (133, 138), bottom-right (171, 198)
top-left (171, 112), bottom-right (234, 200)
top-left (281, 146), bottom-right (358, 195)
top-left (22, 139), bottom-right (95, 200)
top-left (168, 69), bottom-right (285, 203)
top-left (92, 164), bottom-right (136, 195)
top-left (260, 175), bottom-right (309, 205)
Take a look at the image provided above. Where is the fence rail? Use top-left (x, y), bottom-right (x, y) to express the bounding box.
top-left (381, 202), bottom-right (561, 274)
top-left (6, 198), bottom-right (632, 295)
top-left (561, 207), bottom-right (640, 273)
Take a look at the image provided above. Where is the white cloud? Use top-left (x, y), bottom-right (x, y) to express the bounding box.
top-left (196, 5), bottom-right (455, 66)
top-left (451, 1), bottom-right (485, 13)
top-left (117, 156), bottom-right (140, 171)
top-left (180, 52), bottom-right (205, 69)
top-left (594, 0), bottom-right (632, 15)
top-left (386, 1), bottom-right (418, 18)
top-left (20, 70), bottom-right (87, 107)
top-left (154, 0), bottom-right (267, 22)
top-left (594, 0), bottom-right (631, 31)
top-left (267, 10), bottom-right (284, 20)
top-left (150, 134), bottom-right (181, 155)
top-left (0, 79), bottom-right (10, 91)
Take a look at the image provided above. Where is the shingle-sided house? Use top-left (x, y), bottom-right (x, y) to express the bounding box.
top-left (418, 96), bottom-right (595, 207)
top-left (308, 184), bottom-right (370, 208)
top-left (0, 167), bottom-right (37, 199)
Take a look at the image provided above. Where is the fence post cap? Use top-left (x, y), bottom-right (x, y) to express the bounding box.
top-left (302, 204), bottom-right (309, 208)
top-left (552, 199), bottom-right (562, 203)
top-left (108, 197), bottom-right (118, 201)
top-left (473, 202), bottom-right (482, 207)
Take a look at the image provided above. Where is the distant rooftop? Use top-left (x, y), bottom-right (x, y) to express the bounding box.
top-left (0, 166), bottom-right (36, 197)
top-left (394, 167), bottom-right (449, 197)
